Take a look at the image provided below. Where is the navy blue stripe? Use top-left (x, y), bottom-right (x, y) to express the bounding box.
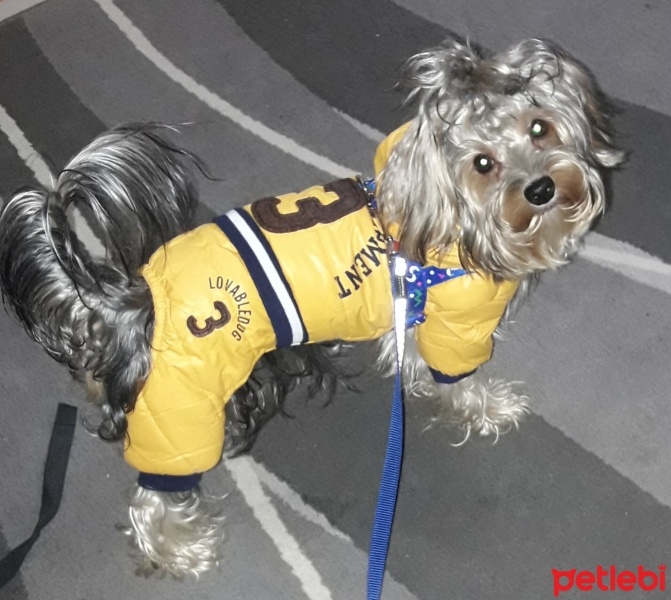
top-left (232, 209), bottom-right (307, 343)
top-left (215, 211), bottom-right (292, 346)
top-left (138, 473), bottom-right (202, 492)
top-left (214, 210), bottom-right (306, 347)
top-left (429, 368), bottom-right (475, 384)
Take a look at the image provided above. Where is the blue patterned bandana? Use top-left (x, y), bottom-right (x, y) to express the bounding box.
top-left (405, 262), bottom-right (467, 328)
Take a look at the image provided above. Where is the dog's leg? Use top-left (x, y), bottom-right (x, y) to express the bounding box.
top-left (378, 330), bottom-right (529, 440)
top-left (431, 370), bottom-right (530, 441)
top-left (124, 485), bottom-right (226, 578)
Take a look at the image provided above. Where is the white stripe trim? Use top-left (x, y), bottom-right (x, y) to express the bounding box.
top-left (95, 0), bottom-right (353, 178)
top-left (226, 459), bottom-right (334, 600)
top-left (226, 210), bottom-right (305, 344)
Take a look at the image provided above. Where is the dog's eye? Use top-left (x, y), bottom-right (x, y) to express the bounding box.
top-left (473, 154), bottom-right (495, 174)
top-left (530, 119), bottom-right (549, 138)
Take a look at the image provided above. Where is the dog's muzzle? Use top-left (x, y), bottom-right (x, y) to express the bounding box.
top-left (524, 176), bottom-right (555, 206)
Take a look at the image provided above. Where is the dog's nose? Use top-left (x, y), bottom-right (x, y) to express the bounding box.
top-left (524, 176), bottom-right (555, 206)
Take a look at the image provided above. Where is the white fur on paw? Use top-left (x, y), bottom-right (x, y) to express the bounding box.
top-left (436, 372), bottom-right (530, 442)
top-left (124, 485), bottom-right (226, 579)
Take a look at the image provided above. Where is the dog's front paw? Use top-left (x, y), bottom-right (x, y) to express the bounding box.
top-left (435, 370), bottom-right (530, 442)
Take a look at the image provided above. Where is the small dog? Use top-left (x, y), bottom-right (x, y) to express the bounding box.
top-left (0, 37), bottom-right (621, 577)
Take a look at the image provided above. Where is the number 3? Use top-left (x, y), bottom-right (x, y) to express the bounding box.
top-left (251, 178), bottom-right (367, 234)
top-left (186, 301), bottom-right (231, 338)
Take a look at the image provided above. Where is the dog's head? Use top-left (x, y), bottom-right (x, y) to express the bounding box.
top-left (378, 37), bottom-right (624, 279)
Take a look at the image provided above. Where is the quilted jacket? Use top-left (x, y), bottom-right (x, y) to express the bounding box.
top-left (126, 129), bottom-right (518, 480)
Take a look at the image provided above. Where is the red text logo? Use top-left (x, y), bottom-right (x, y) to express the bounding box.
top-left (552, 565), bottom-right (666, 596)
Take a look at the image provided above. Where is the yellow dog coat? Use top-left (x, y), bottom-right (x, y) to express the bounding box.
top-left (127, 132), bottom-right (518, 486)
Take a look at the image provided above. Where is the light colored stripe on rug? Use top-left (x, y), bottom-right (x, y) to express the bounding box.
top-left (244, 455), bottom-right (350, 542)
top-left (95, 0), bottom-right (352, 179)
top-left (226, 458), bottom-right (335, 600)
top-left (333, 108), bottom-right (386, 143)
top-left (584, 232), bottom-right (671, 295)
top-left (235, 457), bottom-right (416, 599)
top-left (0, 103), bottom-right (52, 186)
top-left (0, 103), bottom-right (103, 253)
top-left (0, 0), bottom-right (46, 21)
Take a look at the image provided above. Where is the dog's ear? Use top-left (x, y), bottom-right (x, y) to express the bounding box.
top-left (551, 47), bottom-right (625, 169)
top-left (377, 120), bottom-right (460, 264)
top-left (583, 105), bottom-right (625, 168)
top-left (592, 136), bottom-right (625, 169)
top-left (564, 61), bottom-right (625, 169)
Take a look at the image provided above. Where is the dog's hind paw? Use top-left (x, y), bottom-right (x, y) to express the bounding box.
top-left (123, 485), bottom-right (226, 579)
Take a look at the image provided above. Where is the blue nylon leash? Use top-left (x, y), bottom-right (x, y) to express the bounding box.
top-left (367, 370), bottom-right (405, 599)
top-left (367, 241), bottom-right (408, 600)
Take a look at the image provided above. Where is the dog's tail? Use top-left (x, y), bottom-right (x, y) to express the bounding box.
top-left (0, 123), bottom-right (198, 439)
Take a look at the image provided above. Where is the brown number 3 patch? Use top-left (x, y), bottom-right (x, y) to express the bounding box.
top-left (186, 301), bottom-right (231, 338)
top-left (251, 178), bottom-right (367, 234)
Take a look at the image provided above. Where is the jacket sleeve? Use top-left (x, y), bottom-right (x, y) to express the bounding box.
top-left (376, 124), bottom-right (519, 382)
top-left (415, 274), bottom-right (519, 382)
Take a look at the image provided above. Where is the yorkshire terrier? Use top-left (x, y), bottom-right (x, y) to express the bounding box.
top-left (0, 37), bottom-right (621, 577)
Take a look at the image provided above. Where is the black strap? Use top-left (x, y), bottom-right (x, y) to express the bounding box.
top-left (0, 403), bottom-right (77, 589)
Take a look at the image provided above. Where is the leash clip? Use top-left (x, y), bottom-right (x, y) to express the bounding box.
top-left (387, 239), bottom-right (408, 370)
